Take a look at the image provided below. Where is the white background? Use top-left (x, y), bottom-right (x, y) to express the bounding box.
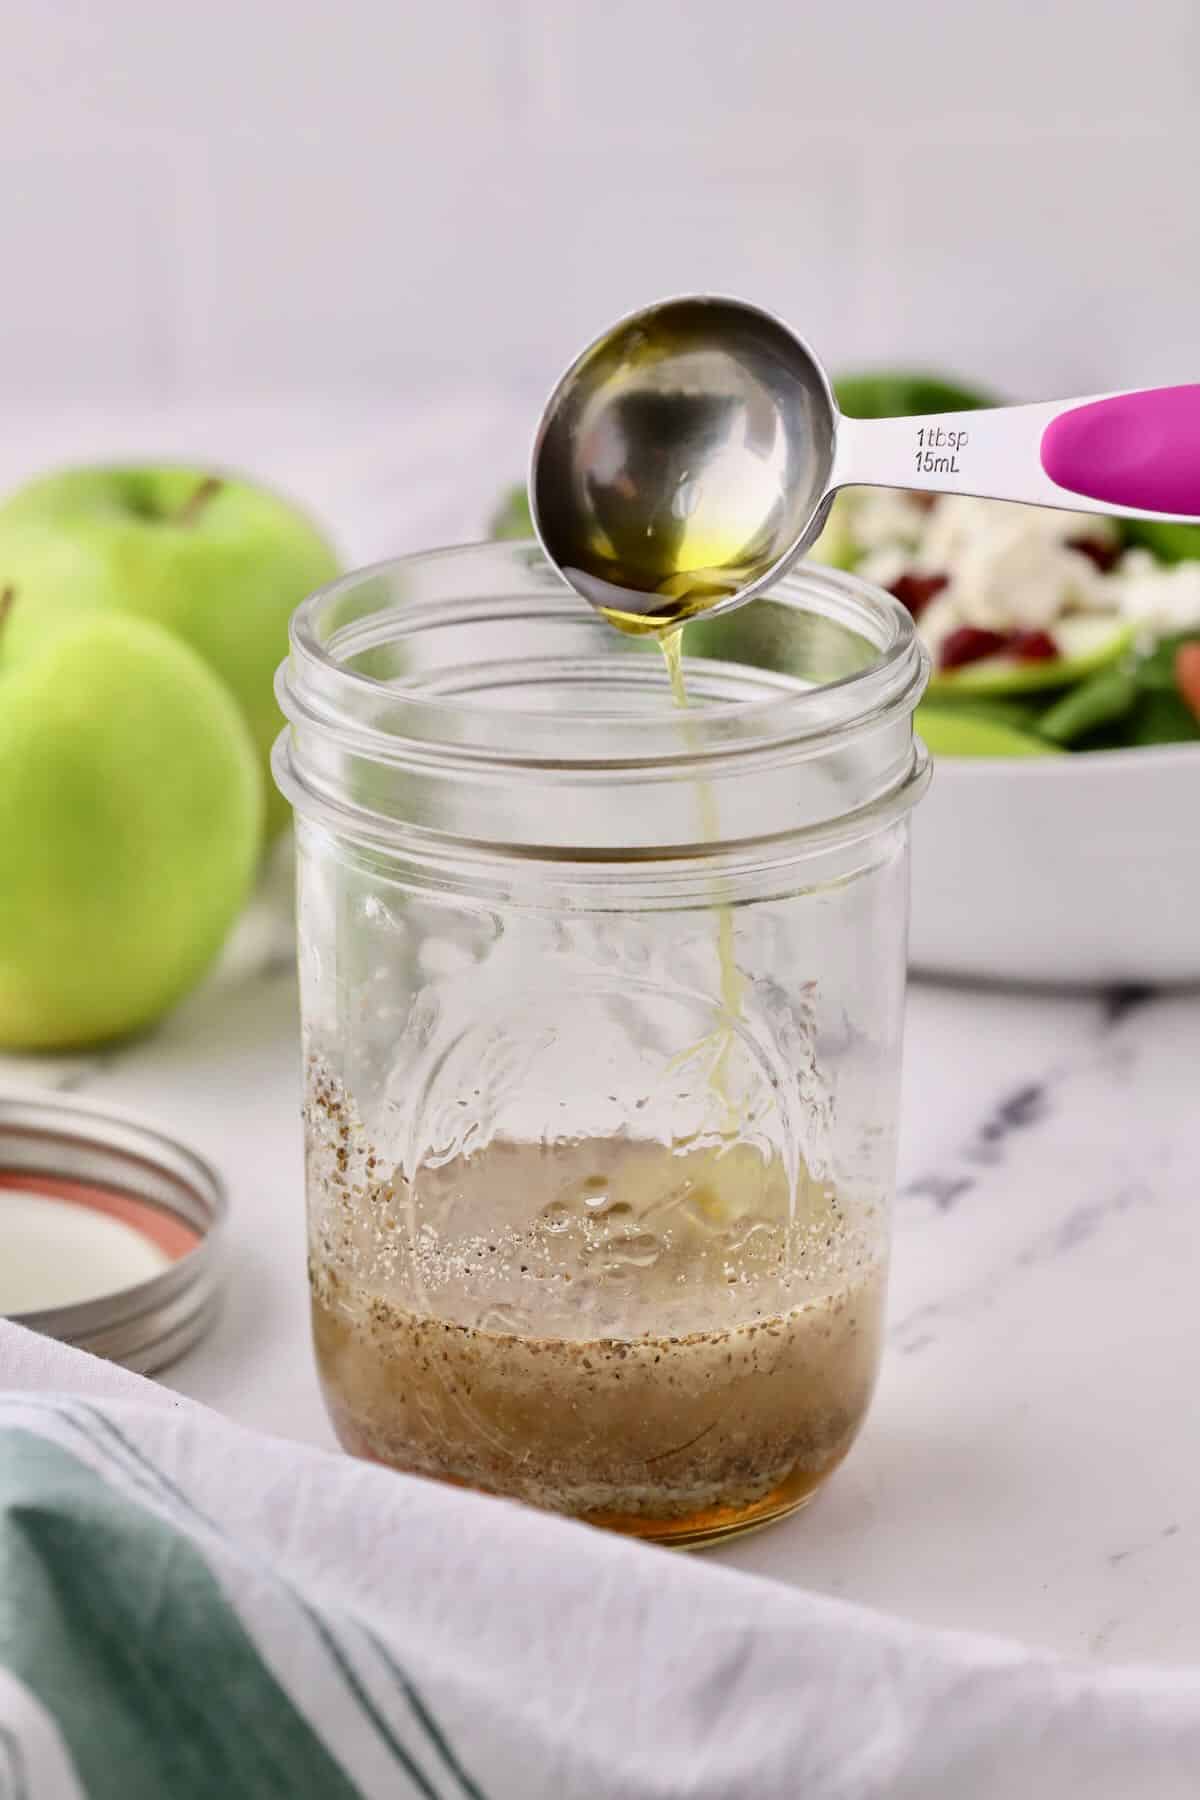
top-left (2, 0), bottom-right (1197, 438)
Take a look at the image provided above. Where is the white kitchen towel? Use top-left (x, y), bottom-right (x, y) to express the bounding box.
top-left (1, 1320), bottom-right (1199, 1800)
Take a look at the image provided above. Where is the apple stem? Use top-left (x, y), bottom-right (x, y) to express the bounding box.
top-left (175, 476), bottom-right (223, 527)
top-left (0, 586), bottom-right (14, 643)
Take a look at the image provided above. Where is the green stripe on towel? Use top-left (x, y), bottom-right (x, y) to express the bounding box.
top-left (0, 1428), bottom-right (363, 1800)
top-left (66, 1402), bottom-right (467, 1800)
top-left (2, 1399), bottom-right (486, 1800)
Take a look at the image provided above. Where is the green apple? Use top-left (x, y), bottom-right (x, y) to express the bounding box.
top-left (0, 601), bottom-right (262, 1049)
top-left (0, 467), bottom-right (339, 836)
top-left (927, 617), bottom-right (1135, 697)
top-left (915, 705), bottom-right (1061, 758)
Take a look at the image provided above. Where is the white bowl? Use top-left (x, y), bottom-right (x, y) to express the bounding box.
top-left (909, 742), bottom-right (1200, 986)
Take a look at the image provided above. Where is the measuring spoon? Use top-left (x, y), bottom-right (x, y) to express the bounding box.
top-left (530, 294), bottom-right (1200, 627)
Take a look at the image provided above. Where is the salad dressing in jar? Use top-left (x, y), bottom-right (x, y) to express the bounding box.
top-left (276, 543), bottom-right (928, 1544)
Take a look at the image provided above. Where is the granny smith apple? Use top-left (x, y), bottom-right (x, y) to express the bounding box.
top-left (915, 705), bottom-right (1061, 758)
top-left (0, 467), bottom-right (338, 836)
top-left (0, 601), bottom-right (262, 1049)
top-left (927, 617), bottom-right (1135, 698)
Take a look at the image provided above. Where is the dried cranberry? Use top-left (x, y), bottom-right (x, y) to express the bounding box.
top-left (1068, 536), bottom-right (1119, 573)
top-left (1176, 642), bottom-right (1200, 721)
top-left (889, 571), bottom-right (949, 619)
top-left (939, 626), bottom-right (1009, 671)
top-left (1010, 629), bottom-right (1059, 662)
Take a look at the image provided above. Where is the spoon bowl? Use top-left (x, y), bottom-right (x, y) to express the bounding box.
top-left (529, 296), bottom-right (837, 630)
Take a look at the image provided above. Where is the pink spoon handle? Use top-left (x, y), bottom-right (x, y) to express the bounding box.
top-left (834, 387), bottom-right (1200, 522)
top-left (1040, 386), bottom-right (1200, 514)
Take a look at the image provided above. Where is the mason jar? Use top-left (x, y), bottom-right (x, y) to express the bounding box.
top-left (274, 542), bottom-right (929, 1547)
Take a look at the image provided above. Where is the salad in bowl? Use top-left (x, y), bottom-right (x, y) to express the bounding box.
top-left (493, 375), bottom-right (1200, 982)
top-left (803, 374), bottom-right (1200, 759)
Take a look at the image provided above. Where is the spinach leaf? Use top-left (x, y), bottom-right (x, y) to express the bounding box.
top-left (1127, 687), bottom-right (1200, 746)
top-left (1040, 668), bottom-right (1139, 745)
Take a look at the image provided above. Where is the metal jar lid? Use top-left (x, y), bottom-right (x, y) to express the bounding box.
top-left (0, 1091), bottom-right (226, 1375)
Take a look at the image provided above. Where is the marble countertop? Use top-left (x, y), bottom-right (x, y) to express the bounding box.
top-left (2, 403), bottom-right (1198, 1669)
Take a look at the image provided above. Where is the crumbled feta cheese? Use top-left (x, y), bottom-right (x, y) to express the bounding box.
top-left (850, 490), bottom-right (1200, 664)
top-left (856, 545), bottom-right (913, 594)
top-left (854, 493), bottom-right (1128, 650)
top-left (917, 496), bottom-right (1118, 562)
top-left (913, 498), bottom-right (1113, 631)
top-left (847, 488), bottom-right (929, 553)
top-left (1114, 549), bottom-right (1200, 636)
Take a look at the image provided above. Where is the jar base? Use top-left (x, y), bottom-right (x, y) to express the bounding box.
top-left (327, 1398), bottom-right (846, 1548)
top-left (580, 1454), bottom-right (843, 1547)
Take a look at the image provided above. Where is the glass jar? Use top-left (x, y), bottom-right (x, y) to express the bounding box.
top-left (274, 543), bottom-right (929, 1547)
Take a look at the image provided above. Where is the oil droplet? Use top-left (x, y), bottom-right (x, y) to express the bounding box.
top-left (559, 1173), bottom-right (608, 1213)
top-left (606, 1232), bottom-right (661, 1269)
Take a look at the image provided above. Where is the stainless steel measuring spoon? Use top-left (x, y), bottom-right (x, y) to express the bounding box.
top-left (530, 294), bottom-right (1200, 627)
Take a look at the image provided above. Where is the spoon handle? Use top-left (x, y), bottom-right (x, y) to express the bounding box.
top-left (832, 386), bottom-right (1200, 521)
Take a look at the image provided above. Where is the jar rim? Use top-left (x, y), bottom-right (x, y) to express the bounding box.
top-left (280, 539), bottom-right (925, 767)
top-left (275, 540), bottom-right (929, 863)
